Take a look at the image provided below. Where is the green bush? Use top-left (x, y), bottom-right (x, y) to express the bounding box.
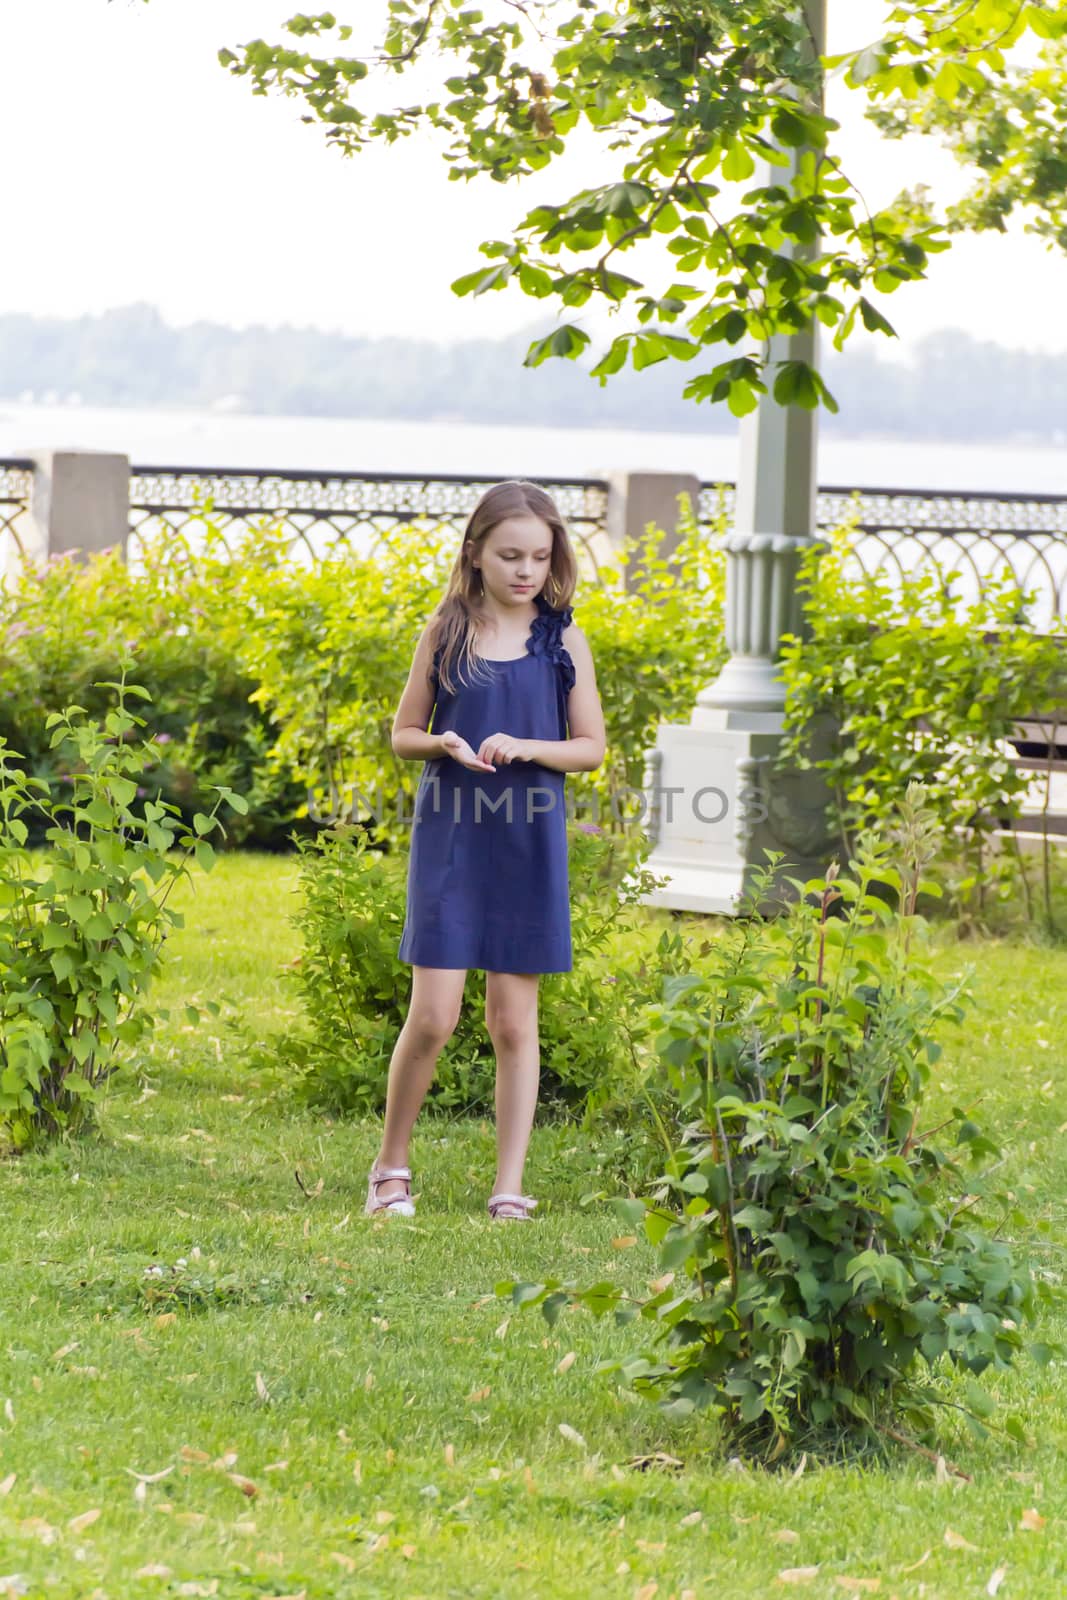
top-left (1, 500), bottom-right (729, 858)
top-left (0, 659), bottom-right (244, 1150)
top-left (240, 817), bottom-right (681, 1121)
top-left (778, 520), bottom-right (1067, 933)
top-left (572, 490), bottom-right (728, 827)
top-left (498, 785), bottom-right (1056, 1459)
top-left (0, 534), bottom-right (306, 850)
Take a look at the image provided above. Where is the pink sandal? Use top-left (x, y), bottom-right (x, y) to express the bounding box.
top-left (487, 1192), bottom-right (538, 1221)
top-left (365, 1162), bottom-right (416, 1217)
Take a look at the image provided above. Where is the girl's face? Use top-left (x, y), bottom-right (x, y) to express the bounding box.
top-left (472, 514), bottom-right (554, 605)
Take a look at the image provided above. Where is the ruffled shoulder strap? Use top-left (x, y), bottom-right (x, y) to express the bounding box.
top-left (526, 593), bottom-right (576, 695)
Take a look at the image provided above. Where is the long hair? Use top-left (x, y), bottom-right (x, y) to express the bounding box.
top-left (428, 480), bottom-right (579, 697)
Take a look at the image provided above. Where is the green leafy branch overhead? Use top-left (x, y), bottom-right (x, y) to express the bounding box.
top-left (207, 0), bottom-right (1067, 416)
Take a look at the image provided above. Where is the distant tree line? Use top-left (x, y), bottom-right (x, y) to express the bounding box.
top-left (0, 304), bottom-right (1063, 442)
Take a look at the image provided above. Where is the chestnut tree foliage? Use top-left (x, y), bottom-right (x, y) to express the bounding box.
top-left (165, 1), bottom-right (1067, 414)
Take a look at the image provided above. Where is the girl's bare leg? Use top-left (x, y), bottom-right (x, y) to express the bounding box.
top-left (373, 966), bottom-right (467, 1203)
top-left (484, 970), bottom-right (541, 1197)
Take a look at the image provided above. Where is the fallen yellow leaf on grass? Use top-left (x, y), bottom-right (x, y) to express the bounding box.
top-left (263, 1461), bottom-right (288, 1474)
top-left (558, 1423), bottom-right (587, 1450)
top-left (777, 1568), bottom-right (820, 1586)
top-left (986, 1564), bottom-right (1008, 1596)
top-left (227, 1473), bottom-right (258, 1498)
top-left (679, 1510), bottom-right (702, 1527)
top-left (0, 1473), bottom-right (15, 1496)
top-left (612, 1235), bottom-right (638, 1248)
top-left (944, 1527), bottom-right (978, 1551)
top-left (154, 1313), bottom-right (177, 1329)
top-left (176, 1512), bottom-right (207, 1528)
top-left (649, 1272), bottom-right (675, 1293)
top-left (635, 1540), bottom-right (665, 1554)
top-left (51, 1343), bottom-right (79, 1362)
top-left (771, 1529), bottom-right (799, 1544)
top-left (179, 1446), bottom-right (210, 1464)
top-left (374, 1510), bottom-right (396, 1526)
top-left (634, 1583), bottom-right (658, 1600)
top-left (67, 1509), bottom-right (101, 1534)
top-left (900, 1550), bottom-right (931, 1574)
top-left (467, 1385), bottom-right (491, 1403)
top-left (1019, 1507), bottom-right (1045, 1531)
top-left (836, 1579), bottom-right (880, 1593)
top-left (134, 1565), bottom-right (172, 1579)
top-left (556, 1352), bottom-right (577, 1375)
top-left (20, 1518), bottom-right (58, 1545)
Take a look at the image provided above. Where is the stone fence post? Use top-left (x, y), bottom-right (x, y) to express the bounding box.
top-left (5, 449), bottom-right (130, 582)
top-left (592, 469), bottom-right (701, 588)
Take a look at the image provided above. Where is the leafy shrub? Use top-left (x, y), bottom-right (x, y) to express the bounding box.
top-left (573, 490), bottom-right (728, 828)
top-left (497, 786), bottom-right (1055, 1458)
top-left (241, 817), bottom-right (679, 1120)
top-left (1, 534), bottom-right (306, 850)
top-left (778, 522), bottom-right (1067, 932)
top-left (0, 659), bottom-right (245, 1150)
top-left (1, 500), bottom-right (729, 857)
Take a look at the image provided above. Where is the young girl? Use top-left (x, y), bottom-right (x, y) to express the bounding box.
top-left (366, 480), bottom-right (606, 1221)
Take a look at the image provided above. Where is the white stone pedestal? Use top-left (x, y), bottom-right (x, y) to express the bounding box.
top-left (633, 706), bottom-right (839, 916)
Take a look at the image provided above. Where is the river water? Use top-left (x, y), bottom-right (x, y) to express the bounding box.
top-left (2, 400), bottom-right (1065, 493)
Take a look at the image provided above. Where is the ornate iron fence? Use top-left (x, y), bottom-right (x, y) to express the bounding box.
top-left (127, 465), bottom-right (612, 574)
top-left (699, 481), bottom-right (1067, 629)
top-left (0, 458), bottom-right (33, 574)
top-left (6, 458), bottom-right (1066, 627)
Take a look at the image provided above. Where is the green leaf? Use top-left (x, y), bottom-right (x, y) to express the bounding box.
top-left (523, 324), bottom-right (591, 367)
top-left (858, 297), bottom-right (897, 337)
top-left (722, 142), bottom-right (755, 182)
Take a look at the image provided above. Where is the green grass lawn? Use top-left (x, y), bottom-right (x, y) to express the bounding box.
top-left (2, 852), bottom-right (1066, 1599)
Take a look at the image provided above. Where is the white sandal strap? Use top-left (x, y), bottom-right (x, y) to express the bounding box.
top-left (372, 1165), bottom-right (411, 1182)
top-left (489, 1193), bottom-right (537, 1211)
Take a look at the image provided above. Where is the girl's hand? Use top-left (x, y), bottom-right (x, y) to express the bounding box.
top-left (477, 733), bottom-right (532, 767)
top-left (439, 730), bottom-right (497, 772)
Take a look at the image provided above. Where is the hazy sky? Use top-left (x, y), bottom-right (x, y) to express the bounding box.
top-left (5, 0), bottom-right (1066, 359)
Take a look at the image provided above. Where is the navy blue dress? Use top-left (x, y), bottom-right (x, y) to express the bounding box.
top-left (398, 591), bottom-right (576, 974)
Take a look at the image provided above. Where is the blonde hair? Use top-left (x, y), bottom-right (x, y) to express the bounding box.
top-left (428, 480), bottom-right (578, 698)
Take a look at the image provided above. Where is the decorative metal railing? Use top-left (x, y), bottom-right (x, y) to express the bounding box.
top-left (127, 466), bottom-right (611, 572)
top-left (4, 457), bottom-right (1065, 627)
top-left (699, 482), bottom-right (1067, 629)
top-left (0, 458), bottom-right (33, 569)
